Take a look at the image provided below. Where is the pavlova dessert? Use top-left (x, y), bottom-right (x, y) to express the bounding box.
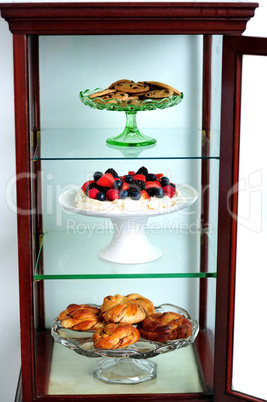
top-left (75, 166), bottom-right (179, 214)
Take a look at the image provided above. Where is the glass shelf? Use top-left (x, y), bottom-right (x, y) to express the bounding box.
top-left (34, 230), bottom-right (217, 280)
top-left (32, 128), bottom-right (219, 161)
top-left (48, 342), bottom-right (203, 395)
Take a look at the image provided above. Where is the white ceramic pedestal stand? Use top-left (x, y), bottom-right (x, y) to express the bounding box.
top-left (59, 185), bottom-right (198, 265)
top-left (98, 216), bottom-right (162, 264)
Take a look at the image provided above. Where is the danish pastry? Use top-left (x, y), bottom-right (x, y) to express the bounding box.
top-left (92, 322), bottom-right (140, 349)
top-left (58, 303), bottom-right (106, 331)
top-left (137, 311), bottom-right (193, 342)
top-left (100, 293), bottom-right (155, 324)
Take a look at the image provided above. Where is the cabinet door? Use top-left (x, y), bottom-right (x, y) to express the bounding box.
top-left (215, 36), bottom-right (267, 402)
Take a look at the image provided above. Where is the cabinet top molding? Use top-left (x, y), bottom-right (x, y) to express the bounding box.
top-left (0, 2), bottom-right (258, 35)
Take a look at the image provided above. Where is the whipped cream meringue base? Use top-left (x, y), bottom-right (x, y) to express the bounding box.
top-left (75, 190), bottom-right (179, 214)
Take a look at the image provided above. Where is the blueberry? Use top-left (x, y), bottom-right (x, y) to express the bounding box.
top-left (155, 188), bottom-right (164, 198)
top-left (125, 175), bottom-right (133, 184)
top-left (96, 192), bottom-right (106, 201)
top-left (93, 171), bottom-right (103, 181)
top-left (146, 173), bottom-right (157, 181)
top-left (113, 180), bottom-right (123, 190)
top-left (160, 178), bottom-right (169, 187)
top-left (169, 182), bottom-right (176, 188)
top-left (130, 191), bottom-right (141, 200)
top-left (119, 190), bottom-right (128, 199)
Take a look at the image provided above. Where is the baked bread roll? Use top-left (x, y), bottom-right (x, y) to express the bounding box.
top-left (137, 312), bottom-right (193, 342)
top-left (58, 303), bottom-right (106, 331)
top-left (100, 293), bottom-right (155, 324)
top-left (92, 322), bottom-right (140, 349)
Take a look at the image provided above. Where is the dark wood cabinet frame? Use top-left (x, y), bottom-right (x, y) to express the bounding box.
top-left (1, 3), bottom-right (264, 401)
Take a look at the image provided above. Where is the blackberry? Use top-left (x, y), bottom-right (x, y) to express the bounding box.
top-left (136, 166), bottom-right (148, 176)
top-left (96, 184), bottom-right (110, 194)
top-left (105, 168), bottom-right (118, 177)
top-left (146, 187), bottom-right (157, 197)
top-left (133, 179), bottom-right (145, 191)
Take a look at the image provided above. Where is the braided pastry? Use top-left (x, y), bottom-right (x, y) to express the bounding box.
top-left (100, 293), bottom-right (155, 324)
top-left (137, 312), bottom-right (193, 342)
top-left (92, 322), bottom-right (140, 349)
top-left (58, 303), bottom-right (106, 331)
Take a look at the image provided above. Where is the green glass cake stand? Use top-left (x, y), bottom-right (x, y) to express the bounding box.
top-left (80, 89), bottom-right (183, 147)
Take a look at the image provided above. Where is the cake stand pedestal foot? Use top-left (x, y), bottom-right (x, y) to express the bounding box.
top-left (98, 217), bottom-right (162, 264)
top-left (93, 358), bottom-right (157, 384)
top-left (106, 111), bottom-right (157, 147)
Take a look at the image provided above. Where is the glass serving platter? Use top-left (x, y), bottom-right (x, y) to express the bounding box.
top-left (51, 303), bottom-right (199, 384)
top-left (80, 88), bottom-right (183, 147)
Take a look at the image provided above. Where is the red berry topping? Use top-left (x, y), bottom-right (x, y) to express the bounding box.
top-left (140, 190), bottom-right (149, 199)
top-left (96, 173), bottom-right (115, 188)
top-left (128, 171), bottom-right (135, 176)
top-left (87, 188), bottom-right (100, 199)
top-left (145, 181), bottom-right (162, 189)
top-left (162, 185), bottom-right (176, 198)
top-left (122, 182), bottom-right (130, 191)
top-left (106, 189), bottom-right (120, 201)
top-left (133, 174), bottom-right (146, 182)
top-left (81, 180), bottom-right (94, 193)
top-left (156, 173), bottom-right (164, 179)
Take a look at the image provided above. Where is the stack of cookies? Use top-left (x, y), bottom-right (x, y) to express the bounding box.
top-left (88, 79), bottom-right (181, 105)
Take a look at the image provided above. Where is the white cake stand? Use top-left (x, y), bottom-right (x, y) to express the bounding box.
top-left (59, 185), bottom-right (198, 264)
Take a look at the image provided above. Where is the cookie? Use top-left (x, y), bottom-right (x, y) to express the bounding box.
top-left (114, 81), bottom-right (150, 94)
top-left (89, 89), bottom-right (116, 99)
top-left (108, 79), bottom-right (133, 89)
top-left (145, 81), bottom-right (181, 96)
top-left (144, 88), bottom-right (174, 99)
top-left (109, 92), bottom-right (129, 101)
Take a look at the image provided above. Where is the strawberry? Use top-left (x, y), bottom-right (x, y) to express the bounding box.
top-left (106, 189), bottom-right (120, 201)
top-left (133, 174), bottom-right (146, 182)
top-left (140, 190), bottom-right (149, 199)
top-left (96, 173), bottom-right (115, 188)
top-left (81, 180), bottom-right (94, 193)
top-left (87, 188), bottom-right (99, 199)
top-left (128, 171), bottom-right (135, 176)
top-left (156, 173), bottom-right (164, 179)
top-left (122, 182), bottom-right (130, 191)
top-left (145, 180), bottom-right (162, 189)
top-left (162, 185), bottom-right (176, 198)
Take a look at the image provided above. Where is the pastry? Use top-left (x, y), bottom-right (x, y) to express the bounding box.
top-left (92, 322), bottom-right (140, 349)
top-left (58, 303), bottom-right (106, 331)
top-left (137, 311), bottom-right (193, 342)
top-left (100, 293), bottom-right (155, 324)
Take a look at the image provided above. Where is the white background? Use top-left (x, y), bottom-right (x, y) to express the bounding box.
top-left (1, 1), bottom-right (267, 401)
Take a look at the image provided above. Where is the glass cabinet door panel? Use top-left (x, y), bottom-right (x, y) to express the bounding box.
top-left (232, 54), bottom-right (267, 401)
top-left (217, 36), bottom-right (267, 402)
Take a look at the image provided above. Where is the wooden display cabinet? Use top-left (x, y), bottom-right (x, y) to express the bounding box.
top-left (1, 2), bottom-right (267, 401)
